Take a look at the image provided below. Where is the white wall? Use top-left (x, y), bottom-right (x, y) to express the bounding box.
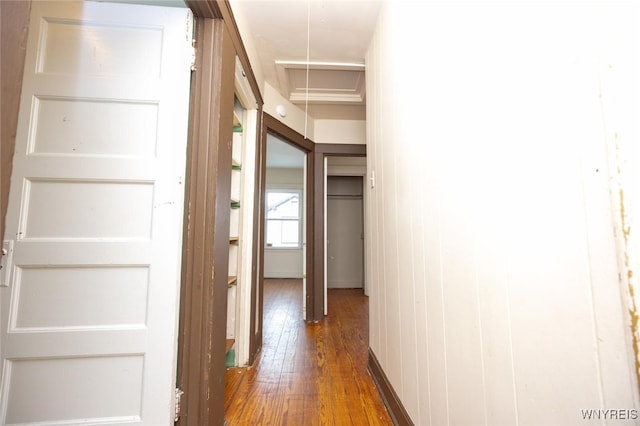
top-left (599, 16), bottom-right (640, 392)
top-left (231, 2), bottom-right (369, 146)
top-left (263, 82), bottom-right (314, 139)
top-left (314, 119), bottom-right (366, 145)
top-left (366, 2), bottom-right (640, 425)
top-left (228, 0), bottom-right (265, 98)
top-left (265, 167), bottom-right (304, 278)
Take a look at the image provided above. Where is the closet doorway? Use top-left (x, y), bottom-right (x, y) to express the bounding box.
top-left (323, 155), bottom-right (367, 315)
top-left (327, 176), bottom-right (364, 290)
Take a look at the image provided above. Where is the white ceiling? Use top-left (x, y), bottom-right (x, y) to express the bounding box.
top-left (117, 0), bottom-right (382, 120)
top-left (231, 0), bottom-right (383, 120)
top-left (114, 1), bottom-right (378, 162)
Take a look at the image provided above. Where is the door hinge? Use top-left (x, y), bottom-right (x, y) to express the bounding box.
top-left (190, 41), bottom-right (197, 71)
top-left (174, 388), bottom-right (184, 422)
top-left (185, 10), bottom-right (197, 71)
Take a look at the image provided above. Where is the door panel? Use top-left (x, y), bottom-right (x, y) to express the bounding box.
top-left (23, 180), bottom-right (154, 238)
top-left (6, 356), bottom-right (144, 424)
top-left (327, 176), bottom-right (364, 289)
top-left (33, 98), bottom-right (159, 156)
top-left (1, 2), bottom-right (192, 424)
top-left (13, 266), bottom-right (148, 329)
top-left (327, 198), bottom-right (364, 289)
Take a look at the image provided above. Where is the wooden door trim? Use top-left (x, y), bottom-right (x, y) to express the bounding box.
top-left (179, 1), bottom-right (268, 424)
top-left (178, 1), bottom-right (264, 424)
top-left (258, 114), bottom-right (367, 322)
top-left (185, 0), bottom-right (263, 107)
top-left (176, 16), bottom-right (236, 426)
top-left (248, 111), bottom-right (264, 363)
top-left (261, 114), bottom-right (316, 322)
top-left (311, 143), bottom-right (366, 321)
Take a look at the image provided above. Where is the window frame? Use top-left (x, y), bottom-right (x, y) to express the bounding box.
top-left (265, 188), bottom-right (302, 250)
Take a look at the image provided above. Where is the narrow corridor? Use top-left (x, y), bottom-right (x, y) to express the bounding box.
top-left (224, 279), bottom-right (393, 425)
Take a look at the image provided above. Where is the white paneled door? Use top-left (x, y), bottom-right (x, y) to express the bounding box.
top-left (0, 1), bottom-right (192, 424)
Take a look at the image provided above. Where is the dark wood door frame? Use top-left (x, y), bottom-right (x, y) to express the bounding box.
top-left (178, 2), bottom-right (263, 425)
top-left (259, 114), bottom-right (366, 323)
top-left (176, 15), bottom-right (236, 426)
top-left (312, 143), bottom-right (367, 320)
top-left (260, 114), bottom-right (316, 324)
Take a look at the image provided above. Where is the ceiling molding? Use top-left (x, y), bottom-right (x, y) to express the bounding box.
top-left (275, 60), bottom-right (365, 106)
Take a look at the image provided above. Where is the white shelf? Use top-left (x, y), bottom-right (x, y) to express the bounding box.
top-left (226, 95), bottom-right (245, 365)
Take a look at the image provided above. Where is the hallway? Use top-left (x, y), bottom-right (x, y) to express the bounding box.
top-left (224, 279), bottom-right (393, 425)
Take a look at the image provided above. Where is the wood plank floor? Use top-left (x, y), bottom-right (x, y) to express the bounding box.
top-left (225, 279), bottom-right (393, 425)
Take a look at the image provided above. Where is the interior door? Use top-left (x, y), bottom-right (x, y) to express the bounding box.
top-left (327, 176), bottom-right (364, 290)
top-left (0, 2), bottom-right (192, 424)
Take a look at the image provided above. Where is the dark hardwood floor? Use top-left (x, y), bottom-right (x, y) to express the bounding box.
top-left (225, 279), bottom-right (393, 425)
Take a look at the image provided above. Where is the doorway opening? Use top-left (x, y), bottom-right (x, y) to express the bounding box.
top-left (326, 176), bottom-right (364, 290)
top-left (264, 133), bottom-right (307, 318)
top-left (323, 156), bottom-right (367, 315)
top-left (257, 113), bottom-right (316, 338)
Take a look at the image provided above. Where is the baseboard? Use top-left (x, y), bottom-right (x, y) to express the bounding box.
top-left (368, 348), bottom-right (414, 426)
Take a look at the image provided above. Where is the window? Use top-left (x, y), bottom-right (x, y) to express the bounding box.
top-left (266, 190), bottom-right (301, 248)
